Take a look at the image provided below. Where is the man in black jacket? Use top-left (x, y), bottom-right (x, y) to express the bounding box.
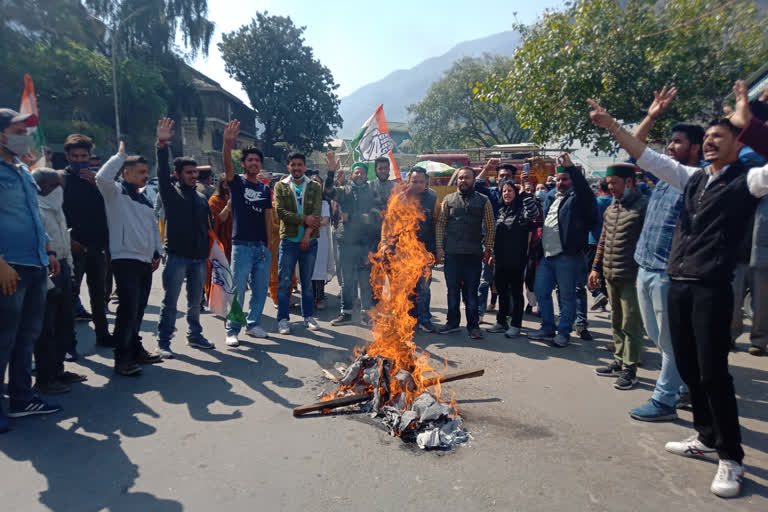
top-left (528, 153), bottom-right (597, 348)
top-left (588, 93), bottom-right (768, 498)
top-left (62, 133), bottom-right (112, 347)
top-left (154, 118), bottom-right (213, 357)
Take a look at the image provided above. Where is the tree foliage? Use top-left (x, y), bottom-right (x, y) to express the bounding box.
top-left (83, 0), bottom-right (214, 59)
top-left (476, 0), bottom-right (768, 153)
top-left (409, 56), bottom-right (529, 152)
top-left (219, 11), bottom-right (342, 159)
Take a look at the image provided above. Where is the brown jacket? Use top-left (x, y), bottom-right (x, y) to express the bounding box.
top-left (593, 192), bottom-right (648, 281)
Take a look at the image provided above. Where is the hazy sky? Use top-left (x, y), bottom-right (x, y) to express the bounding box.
top-left (191, 0), bottom-right (565, 105)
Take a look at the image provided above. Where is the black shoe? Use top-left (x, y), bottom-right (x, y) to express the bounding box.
top-left (57, 371), bottom-right (87, 384)
top-left (595, 360), bottom-right (622, 377)
top-left (115, 361), bottom-right (142, 376)
top-left (330, 313), bottom-right (352, 326)
top-left (575, 326), bottom-right (593, 341)
top-left (614, 366), bottom-right (638, 390)
top-left (438, 324), bottom-right (461, 334)
top-left (676, 392), bottom-right (692, 409)
top-left (75, 309), bottom-right (93, 322)
top-left (135, 349), bottom-right (163, 364)
top-left (34, 379), bottom-right (71, 395)
top-left (96, 334), bottom-right (116, 348)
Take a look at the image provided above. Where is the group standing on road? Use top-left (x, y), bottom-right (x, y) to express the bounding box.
top-left (1, 77), bottom-right (768, 499)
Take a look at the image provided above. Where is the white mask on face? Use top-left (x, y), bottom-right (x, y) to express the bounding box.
top-left (1, 133), bottom-right (31, 156)
top-left (38, 186), bottom-right (63, 209)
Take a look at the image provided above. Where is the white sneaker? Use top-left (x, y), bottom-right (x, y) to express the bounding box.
top-left (304, 317), bottom-right (320, 331)
top-left (245, 326), bottom-right (268, 338)
top-left (505, 326), bottom-right (521, 337)
top-left (278, 319), bottom-right (291, 334)
top-left (710, 459), bottom-right (744, 498)
top-left (225, 334), bottom-right (240, 347)
top-left (665, 434), bottom-right (717, 459)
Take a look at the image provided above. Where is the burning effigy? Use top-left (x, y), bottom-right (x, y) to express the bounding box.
top-left (293, 184), bottom-right (484, 450)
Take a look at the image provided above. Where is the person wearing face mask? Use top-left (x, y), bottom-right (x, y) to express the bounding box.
top-left (61, 133), bottom-right (112, 349)
top-left (324, 158), bottom-right (378, 327)
top-left (588, 165), bottom-right (649, 390)
top-left (0, 108), bottom-right (62, 429)
top-left (96, 140), bottom-right (164, 377)
top-left (487, 179), bottom-right (540, 337)
top-left (31, 169), bottom-right (87, 394)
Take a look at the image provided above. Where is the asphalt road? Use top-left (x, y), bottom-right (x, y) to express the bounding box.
top-left (1, 266), bottom-right (766, 511)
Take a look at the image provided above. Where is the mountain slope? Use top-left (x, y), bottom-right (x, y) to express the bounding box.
top-left (339, 30), bottom-right (521, 137)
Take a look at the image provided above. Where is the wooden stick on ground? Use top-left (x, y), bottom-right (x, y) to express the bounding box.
top-left (292, 368), bottom-right (485, 417)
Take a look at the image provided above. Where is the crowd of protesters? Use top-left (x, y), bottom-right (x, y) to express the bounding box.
top-left (1, 77), bottom-right (767, 498)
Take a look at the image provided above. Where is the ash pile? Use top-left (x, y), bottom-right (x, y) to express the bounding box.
top-left (333, 354), bottom-right (471, 450)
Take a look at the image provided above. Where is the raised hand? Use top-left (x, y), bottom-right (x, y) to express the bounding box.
top-left (223, 120), bottom-right (240, 147)
top-left (647, 85), bottom-right (678, 120)
top-left (587, 99), bottom-right (614, 129)
top-left (729, 80), bottom-right (753, 129)
top-left (118, 140), bottom-right (126, 156)
top-left (326, 151), bottom-right (340, 171)
top-left (557, 153), bottom-right (574, 168)
top-left (156, 117), bottom-right (175, 144)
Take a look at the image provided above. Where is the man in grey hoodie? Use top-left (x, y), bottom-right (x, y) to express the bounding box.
top-left (96, 141), bottom-right (164, 376)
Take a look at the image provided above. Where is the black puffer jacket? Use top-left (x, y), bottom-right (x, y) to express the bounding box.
top-left (494, 194), bottom-right (539, 268)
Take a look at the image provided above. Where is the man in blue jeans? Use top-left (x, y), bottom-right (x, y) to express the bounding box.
top-left (274, 153), bottom-right (323, 335)
top-left (435, 167), bottom-right (495, 339)
top-left (622, 91), bottom-right (700, 420)
top-left (154, 118), bottom-right (213, 357)
top-left (529, 153), bottom-right (597, 347)
top-left (221, 120), bottom-right (272, 346)
top-left (0, 108), bottom-right (61, 430)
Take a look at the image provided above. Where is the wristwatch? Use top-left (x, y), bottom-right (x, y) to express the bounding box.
top-left (47, 250), bottom-right (57, 257)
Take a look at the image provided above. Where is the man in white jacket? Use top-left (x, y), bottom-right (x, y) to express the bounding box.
top-left (96, 142), bottom-right (164, 376)
top-left (31, 169), bottom-right (87, 393)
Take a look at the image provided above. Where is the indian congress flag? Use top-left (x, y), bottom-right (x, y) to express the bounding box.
top-left (350, 104), bottom-right (399, 180)
top-left (207, 230), bottom-right (246, 325)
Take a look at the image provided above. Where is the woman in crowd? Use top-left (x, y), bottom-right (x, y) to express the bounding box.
top-left (488, 179), bottom-right (540, 337)
top-left (205, 174), bottom-right (233, 303)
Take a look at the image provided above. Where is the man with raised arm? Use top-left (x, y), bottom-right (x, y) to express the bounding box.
top-left (96, 140), bottom-right (164, 377)
top-left (221, 120), bottom-right (273, 346)
top-left (588, 82), bottom-right (768, 498)
top-left (155, 118), bottom-right (213, 357)
top-left (527, 154), bottom-right (597, 348)
top-left (620, 87), bottom-right (699, 422)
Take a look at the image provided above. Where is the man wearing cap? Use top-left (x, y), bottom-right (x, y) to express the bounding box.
top-left (529, 154), bottom-right (598, 347)
top-left (588, 164), bottom-right (649, 390)
top-left (324, 160), bottom-right (378, 326)
top-left (0, 108), bottom-right (62, 430)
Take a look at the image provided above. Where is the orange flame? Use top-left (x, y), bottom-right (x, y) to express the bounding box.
top-left (324, 184), bottom-right (458, 414)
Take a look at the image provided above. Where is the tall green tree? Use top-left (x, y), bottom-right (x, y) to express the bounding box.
top-left (219, 11), bottom-right (342, 158)
top-left (409, 56), bottom-right (529, 152)
top-left (83, 0), bottom-right (214, 58)
top-left (476, 0), bottom-right (768, 153)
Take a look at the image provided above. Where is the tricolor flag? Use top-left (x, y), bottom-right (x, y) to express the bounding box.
top-left (207, 230), bottom-right (246, 325)
top-left (350, 104), bottom-right (399, 181)
top-left (19, 74), bottom-right (46, 168)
